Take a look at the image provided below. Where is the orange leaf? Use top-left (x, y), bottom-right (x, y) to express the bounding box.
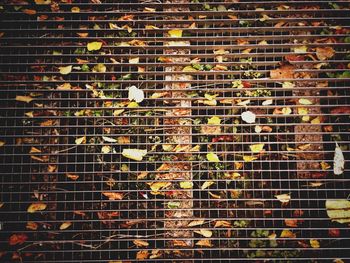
top-left (270, 65), bottom-right (295, 79)
top-left (27, 203), bottom-right (47, 213)
top-left (284, 219), bottom-right (298, 227)
top-left (59, 222), bottom-right (72, 230)
top-left (26, 222), bottom-right (38, 230)
top-left (136, 250), bottom-right (149, 260)
top-left (23, 9), bottom-right (37, 15)
top-left (196, 239), bottom-right (213, 247)
top-left (102, 192), bottom-right (124, 200)
top-left (133, 240), bottom-right (149, 247)
top-left (9, 234), bottom-right (28, 246)
top-left (66, 173), bottom-right (79, 180)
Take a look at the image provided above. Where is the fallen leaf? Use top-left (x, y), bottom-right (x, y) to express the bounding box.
top-left (241, 111), bottom-right (256, 124)
top-left (243, 155), bottom-right (258, 162)
top-left (180, 181), bottom-right (193, 189)
top-left (147, 182), bottom-right (171, 192)
top-left (201, 181), bottom-right (214, 190)
top-left (128, 86), bottom-right (145, 103)
top-left (284, 219), bottom-right (298, 227)
top-left (27, 203), bottom-right (47, 213)
top-left (26, 222), bottom-right (38, 230)
top-left (326, 199), bottom-right (350, 223)
top-left (270, 65), bottom-right (294, 79)
top-left (59, 222), bottom-right (72, 230)
top-left (102, 192), bottom-right (124, 200)
top-left (194, 229), bottom-right (212, 238)
top-left (71, 6), bottom-right (80, 12)
top-left (102, 145), bottom-right (111, 154)
top-left (316, 47), bottom-right (335, 61)
top-left (206, 152), bottom-right (220, 162)
top-left (167, 201), bottom-right (180, 209)
top-left (127, 102), bottom-right (139, 108)
top-left (168, 29), bottom-right (182, 38)
top-left (16, 95), bottom-right (34, 103)
top-left (275, 193), bottom-right (291, 204)
top-left (196, 239), bottom-right (213, 247)
top-left (136, 250), bottom-right (149, 260)
top-left (35, 0), bottom-right (51, 4)
top-left (207, 116), bottom-right (221, 125)
top-left (249, 143), bottom-right (265, 153)
top-left (209, 192), bottom-right (221, 199)
top-left (214, 220), bottom-right (231, 228)
top-left (133, 240), bottom-right (149, 247)
top-left (57, 83), bottom-right (71, 90)
top-left (320, 161), bottom-right (331, 170)
top-left (75, 136), bottom-right (86, 145)
top-left (172, 240), bottom-right (189, 247)
top-left (298, 98), bottom-right (313, 105)
top-left (9, 234), bottom-right (28, 246)
top-left (102, 136), bottom-right (117, 143)
top-left (122, 148), bottom-right (147, 161)
top-left (310, 239), bottom-right (320, 248)
top-left (92, 63), bottom-right (106, 73)
top-left (280, 229), bottom-right (296, 238)
top-left (293, 46), bottom-right (308, 53)
top-left (188, 220), bottom-right (205, 227)
top-left (87, 41), bottom-right (103, 51)
top-left (23, 9), bottom-right (37, 15)
top-left (66, 173), bottom-right (79, 180)
top-left (59, 65), bottom-right (72, 75)
top-left (334, 142), bottom-right (344, 175)
top-left (262, 99), bottom-right (273, 106)
top-left (129, 57), bottom-right (139, 64)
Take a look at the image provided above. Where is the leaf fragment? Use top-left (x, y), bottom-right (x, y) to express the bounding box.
top-left (201, 181), bottom-right (214, 190)
top-left (122, 148), bottom-right (147, 161)
top-left (298, 98), bottom-right (313, 105)
top-left (27, 203), bottom-right (47, 213)
top-left (275, 193), bottom-right (291, 204)
top-left (334, 142), bottom-right (344, 175)
top-left (310, 239), bottom-right (320, 248)
top-left (59, 65), bottom-right (72, 75)
top-left (196, 239), bottom-right (213, 247)
top-left (206, 152), bottom-right (220, 162)
top-left (128, 85), bottom-right (145, 103)
top-left (195, 229), bottom-right (212, 238)
top-left (102, 192), bottom-right (124, 200)
top-left (59, 222), bottom-right (72, 230)
top-left (249, 143), bottom-right (265, 153)
top-left (16, 95), bottom-right (34, 103)
top-left (188, 220), bottom-right (205, 227)
top-left (133, 240), bottom-right (149, 247)
top-left (9, 234), bottom-right (28, 246)
top-left (87, 41), bottom-right (103, 51)
top-left (207, 116), bottom-right (221, 125)
top-left (316, 47), bottom-right (335, 61)
top-left (168, 29), bottom-right (183, 38)
top-left (66, 173), bottom-right (79, 180)
top-left (102, 136), bottom-right (117, 143)
top-left (75, 136), bottom-right (86, 145)
top-left (280, 229), bottom-right (296, 238)
top-left (241, 111), bottom-right (256, 124)
top-left (326, 199), bottom-right (350, 223)
top-left (179, 181), bottom-right (193, 189)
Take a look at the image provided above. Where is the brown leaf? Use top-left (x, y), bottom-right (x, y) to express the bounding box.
top-left (26, 222), bottom-right (38, 230)
top-left (316, 47), bottom-right (335, 61)
top-left (66, 173), bottom-right (79, 180)
top-left (16, 95), bottom-right (34, 103)
top-left (214, 220), bottom-right (232, 228)
top-left (196, 239), bottom-right (213, 247)
top-left (284, 219), bottom-right (298, 227)
top-left (136, 250), bottom-right (149, 260)
top-left (102, 192), bottom-right (124, 200)
top-left (270, 65), bottom-right (295, 79)
top-left (9, 234), bottom-right (28, 246)
top-left (59, 222), bottom-right (72, 230)
top-left (188, 220), bottom-right (205, 227)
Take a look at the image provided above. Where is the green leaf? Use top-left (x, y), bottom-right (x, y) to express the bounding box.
top-left (167, 201), bottom-right (181, 209)
top-left (206, 152), bottom-right (220, 162)
top-left (207, 116), bottom-right (221, 125)
top-left (59, 65), bottom-right (72, 75)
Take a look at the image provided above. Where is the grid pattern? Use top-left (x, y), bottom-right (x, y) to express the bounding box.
top-left (0, 0), bottom-right (349, 262)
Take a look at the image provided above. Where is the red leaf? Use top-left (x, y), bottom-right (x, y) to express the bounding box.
top-left (330, 106), bottom-right (350, 114)
top-left (285, 54), bottom-right (305, 62)
top-left (311, 172), bottom-right (327, 179)
top-left (329, 228), bottom-right (340, 237)
top-left (9, 234), bottom-right (28, 246)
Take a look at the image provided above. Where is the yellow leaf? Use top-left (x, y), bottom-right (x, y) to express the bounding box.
top-left (0, 141), bottom-right (5, 147)
top-left (298, 98), bottom-right (313, 105)
top-left (16, 95), bottom-right (34, 103)
top-left (207, 116), bottom-right (221, 125)
top-left (27, 203), bottom-right (47, 213)
top-left (320, 161), bottom-right (331, 170)
top-left (66, 173), bottom-right (79, 180)
top-left (195, 229), bottom-right (212, 238)
top-left (259, 14), bottom-right (271, 22)
top-left (311, 117), bottom-right (321, 124)
top-left (168, 29), bottom-right (183, 38)
top-left (206, 152), bottom-right (220, 162)
top-left (243, 155), bottom-right (258, 162)
top-left (127, 101), bottom-right (139, 108)
top-left (59, 65), bottom-right (72, 75)
top-left (136, 250), bottom-right (149, 260)
top-left (129, 57), bottom-right (139, 64)
top-left (102, 192), bottom-right (124, 200)
top-left (201, 181), bottom-right (214, 190)
top-left (196, 239), bottom-right (213, 247)
top-left (180, 181), bottom-right (193, 189)
top-left (182, 65), bottom-right (197, 72)
top-left (326, 199), bottom-right (350, 224)
top-left (34, 0), bottom-right (51, 4)
top-left (280, 229), bottom-right (296, 238)
top-left (75, 136), bottom-right (86, 145)
top-left (26, 222), bottom-right (38, 230)
top-left (293, 45), bottom-right (308, 53)
top-left (249, 143), bottom-right (265, 153)
top-left (102, 136), bottom-right (117, 143)
top-left (57, 83), bottom-right (71, 90)
top-left (147, 182), bottom-right (171, 192)
top-left (281, 107), bottom-right (292, 115)
top-left (122, 148), bottom-right (147, 161)
top-left (209, 192), bottom-right (221, 199)
top-left (133, 240), bottom-right (149, 247)
top-left (113, 109), bottom-right (124, 116)
top-left (101, 145), bottom-right (111, 153)
top-left (87, 41), bottom-right (103, 51)
top-left (204, 93), bottom-right (218, 101)
top-left (59, 222), bottom-right (72, 230)
top-left (71, 6), bottom-right (80, 13)
top-left (275, 193), bottom-right (291, 204)
top-left (188, 220), bottom-right (205, 227)
top-left (145, 25), bottom-right (159, 30)
top-left (282, 81), bottom-right (295, 89)
top-left (310, 239), bottom-right (320, 248)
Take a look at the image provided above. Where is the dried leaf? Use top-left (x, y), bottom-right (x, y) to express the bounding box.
top-left (128, 86), bottom-right (145, 103)
top-left (310, 239), bottom-right (320, 248)
top-left (241, 111), bottom-right (256, 124)
top-left (59, 65), bottom-right (72, 75)
top-left (201, 181), bottom-right (214, 190)
top-left (334, 142), bottom-right (344, 175)
top-left (270, 65), bottom-right (294, 79)
top-left (71, 6), bottom-right (80, 12)
top-left (9, 234), bottom-right (28, 246)
top-left (102, 136), bottom-right (117, 143)
top-left (129, 57), bottom-right (139, 64)
top-left (243, 155), bottom-right (258, 162)
top-left (66, 173), bottom-right (79, 180)
top-left (214, 220), bottom-right (232, 228)
top-left (168, 29), bottom-right (182, 38)
top-left (57, 83), bottom-right (71, 90)
top-left (249, 143), bottom-right (265, 153)
top-left (275, 193), bottom-right (291, 204)
top-left (316, 47), bottom-right (335, 61)
top-left (326, 199), bottom-right (350, 224)
top-left (298, 98), bottom-right (313, 105)
top-left (196, 239), bottom-right (213, 247)
top-left (127, 101), bottom-right (139, 108)
top-left (26, 222), bottom-right (38, 230)
top-left (280, 229), bottom-right (296, 238)
top-left (75, 136), bottom-right (86, 145)
top-left (188, 220), bottom-right (205, 227)
top-left (27, 203), bottom-right (47, 213)
top-left (293, 46), bottom-right (308, 53)
top-left (59, 222), bottom-right (72, 230)
top-left (207, 116), bottom-right (221, 125)
top-left (195, 229), bottom-right (212, 238)
top-left (122, 148), bottom-right (147, 161)
top-left (87, 41), bottom-right (103, 51)
top-left (35, 0), bottom-right (51, 4)
top-left (206, 152), bottom-right (220, 162)
top-left (136, 250), bottom-right (149, 260)
top-left (179, 181), bottom-right (193, 189)
top-left (16, 95), bottom-right (34, 103)
top-left (284, 219), bottom-right (298, 227)
top-left (133, 240), bottom-right (149, 247)
top-left (23, 9), bottom-right (37, 15)
top-left (102, 192), bottom-right (124, 200)
top-left (147, 182), bottom-right (171, 192)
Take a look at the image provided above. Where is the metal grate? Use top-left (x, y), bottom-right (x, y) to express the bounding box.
top-left (0, 0), bottom-right (349, 262)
